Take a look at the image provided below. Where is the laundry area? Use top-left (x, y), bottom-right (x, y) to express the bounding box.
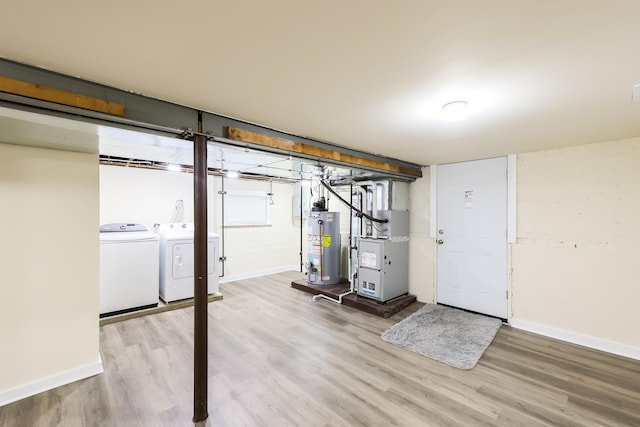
top-left (96, 124), bottom-right (418, 321)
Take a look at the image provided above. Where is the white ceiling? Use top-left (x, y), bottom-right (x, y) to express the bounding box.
top-left (1, 1), bottom-right (640, 165)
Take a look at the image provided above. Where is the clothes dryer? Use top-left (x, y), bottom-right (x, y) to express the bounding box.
top-left (156, 223), bottom-right (220, 302)
top-left (99, 223), bottom-right (159, 316)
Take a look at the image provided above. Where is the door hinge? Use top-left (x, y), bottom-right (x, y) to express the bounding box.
top-left (506, 290), bottom-right (509, 299)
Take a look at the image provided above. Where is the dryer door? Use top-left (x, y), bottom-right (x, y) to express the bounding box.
top-left (172, 243), bottom-right (194, 279)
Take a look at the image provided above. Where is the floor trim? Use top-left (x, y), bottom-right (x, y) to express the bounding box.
top-left (0, 356), bottom-right (104, 407)
top-left (99, 293), bottom-right (223, 326)
top-left (220, 266), bottom-right (299, 283)
top-left (511, 319), bottom-right (640, 361)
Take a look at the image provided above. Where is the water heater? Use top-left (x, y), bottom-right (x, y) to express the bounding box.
top-left (306, 198), bottom-right (341, 285)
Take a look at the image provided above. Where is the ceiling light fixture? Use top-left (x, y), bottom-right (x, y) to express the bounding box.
top-left (167, 164), bottom-right (182, 172)
top-left (226, 170), bottom-right (239, 179)
top-left (442, 100), bottom-right (469, 121)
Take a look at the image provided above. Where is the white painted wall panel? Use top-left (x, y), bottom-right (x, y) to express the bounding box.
top-left (409, 168), bottom-right (436, 303)
top-left (513, 137), bottom-right (640, 350)
top-left (0, 144), bottom-right (100, 396)
top-left (100, 166), bottom-right (197, 227)
top-left (214, 177), bottom-right (300, 279)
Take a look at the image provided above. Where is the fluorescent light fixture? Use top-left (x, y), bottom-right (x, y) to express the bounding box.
top-left (226, 170), bottom-right (239, 179)
top-left (442, 100), bottom-right (469, 121)
top-left (167, 164), bottom-right (182, 172)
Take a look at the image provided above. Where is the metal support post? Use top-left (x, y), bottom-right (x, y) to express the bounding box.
top-left (193, 111), bottom-right (208, 423)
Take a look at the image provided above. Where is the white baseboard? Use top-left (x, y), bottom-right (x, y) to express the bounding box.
top-left (0, 355), bottom-right (104, 407)
top-left (220, 265), bottom-right (300, 284)
top-left (510, 319), bottom-right (640, 361)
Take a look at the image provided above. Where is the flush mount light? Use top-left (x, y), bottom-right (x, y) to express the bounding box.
top-left (167, 164), bottom-right (182, 172)
top-left (442, 100), bottom-right (469, 121)
top-left (225, 170), bottom-right (239, 179)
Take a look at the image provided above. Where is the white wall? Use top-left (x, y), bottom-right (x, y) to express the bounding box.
top-left (0, 143), bottom-right (102, 405)
top-left (100, 165), bottom-right (300, 282)
top-left (213, 177), bottom-right (300, 280)
top-left (511, 137), bottom-right (640, 356)
top-left (408, 170), bottom-right (436, 303)
top-left (100, 165), bottom-right (197, 227)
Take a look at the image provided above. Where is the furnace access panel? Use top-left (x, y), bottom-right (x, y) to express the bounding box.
top-left (356, 238), bottom-right (408, 302)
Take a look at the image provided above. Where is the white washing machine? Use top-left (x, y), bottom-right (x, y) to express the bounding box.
top-left (156, 223), bottom-right (220, 302)
top-left (99, 223), bottom-right (159, 316)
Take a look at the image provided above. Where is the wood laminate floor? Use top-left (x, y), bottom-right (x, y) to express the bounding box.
top-left (1, 271), bottom-right (639, 426)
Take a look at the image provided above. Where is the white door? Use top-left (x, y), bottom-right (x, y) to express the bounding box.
top-left (436, 157), bottom-right (508, 318)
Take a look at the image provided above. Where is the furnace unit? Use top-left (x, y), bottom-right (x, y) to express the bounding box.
top-left (356, 210), bottom-right (409, 302)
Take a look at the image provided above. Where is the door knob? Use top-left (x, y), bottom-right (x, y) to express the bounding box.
top-left (436, 239), bottom-right (444, 245)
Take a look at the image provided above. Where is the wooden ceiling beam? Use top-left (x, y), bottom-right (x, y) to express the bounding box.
top-left (0, 76), bottom-right (125, 116)
top-left (226, 126), bottom-right (422, 178)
